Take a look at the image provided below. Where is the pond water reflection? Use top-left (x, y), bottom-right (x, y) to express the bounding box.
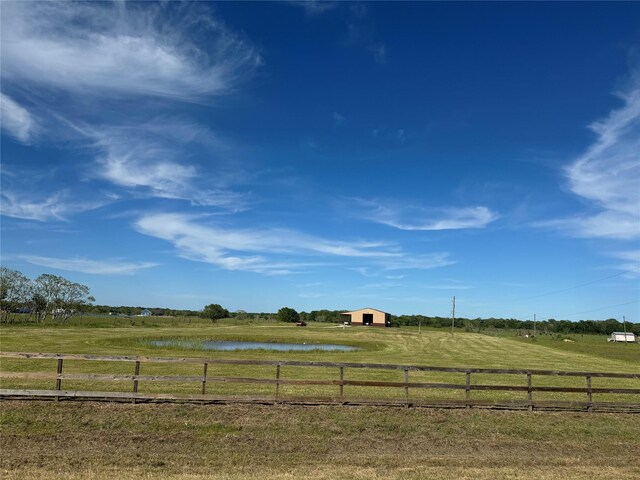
top-left (147, 339), bottom-right (358, 352)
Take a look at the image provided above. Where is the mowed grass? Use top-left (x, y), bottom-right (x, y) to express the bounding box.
top-left (1, 320), bottom-right (640, 479)
top-left (1, 320), bottom-right (639, 402)
top-left (1, 401), bottom-right (639, 480)
top-left (508, 332), bottom-right (640, 364)
top-left (2, 318), bottom-right (639, 369)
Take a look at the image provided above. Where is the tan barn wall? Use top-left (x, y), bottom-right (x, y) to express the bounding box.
top-left (345, 308), bottom-right (390, 327)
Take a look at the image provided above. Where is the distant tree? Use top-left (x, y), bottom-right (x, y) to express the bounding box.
top-left (201, 304), bottom-right (229, 323)
top-left (233, 310), bottom-right (250, 320)
top-left (0, 267), bottom-right (33, 322)
top-left (31, 274), bottom-right (94, 322)
top-left (277, 307), bottom-right (299, 323)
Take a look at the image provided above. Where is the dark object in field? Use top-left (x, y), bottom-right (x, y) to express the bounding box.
top-left (296, 321), bottom-right (307, 327)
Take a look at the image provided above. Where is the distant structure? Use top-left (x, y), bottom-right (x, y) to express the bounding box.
top-left (607, 332), bottom-right (636, 343)
top-left (342, 308), bottom-right (391, 327)
top-left (139, 309), bottom-right (152, 317)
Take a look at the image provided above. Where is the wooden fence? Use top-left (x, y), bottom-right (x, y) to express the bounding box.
top-left (1, 352), bottom-right (639, 412)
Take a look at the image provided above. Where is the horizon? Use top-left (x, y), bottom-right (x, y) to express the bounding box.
top-left (1, 2), bottom-right (639, 322)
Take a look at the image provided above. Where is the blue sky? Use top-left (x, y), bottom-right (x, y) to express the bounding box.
top-left (1, 1), bottom-right (639, 321)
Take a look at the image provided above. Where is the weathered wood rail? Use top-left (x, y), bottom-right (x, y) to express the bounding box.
top-left (1, 352), bottom-right (639, 412)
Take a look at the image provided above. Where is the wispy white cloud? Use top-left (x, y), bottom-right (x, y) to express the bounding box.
top-left (12, 114), bottom-right (243, 212)
top-left (368, 43), bottom-right (388, 64)
top-left (1, 2), bottom-right (260, 101)
top-left (290, 1), bottom-right (337, 16)
top-left (346, 13), bottom-right (388, 64)
top-left (374, 253), bottom-right (455, 271)
top-left (332, 111), bottom-right (345, 127)
top-left (18, 255), bottom-right (157, 275)
top-left (608, 250), bottom-right (640, 278)
top-left (1, 1), bottom-right (255, 218)
top-left (0, 93), bottom-right (36, 143)
top-left (91, 124), bottom-right (246, 209)
top-left (356, 282), bottom-right (401, 290)
top-left (545, 71), bottom-right (640, 240)
top-left (352, 199), bottom-right (498, 231)
top-left (133, 213), bottom-right (451, 275)
top-left (0, 191), bottom-right (111, 222)
top-left (297, 282), bottom-right (326, 288)
top-left (421, 283), bottom-right (474, 290)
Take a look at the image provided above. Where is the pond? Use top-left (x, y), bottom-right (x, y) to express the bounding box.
top-left (147, 339), bottom-right (358, 352)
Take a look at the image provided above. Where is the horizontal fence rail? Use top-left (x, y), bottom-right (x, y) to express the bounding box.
top-left (1, 352), bottom-right (639, 412)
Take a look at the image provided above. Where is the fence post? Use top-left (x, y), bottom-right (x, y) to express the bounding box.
top-left (404, 368), bottom-right (409, 405)
top-left (586, 375), bottom-right (592, 412)
top-left (132, 359), bottom-right (140, 404)
top-left (527, 372), bottom-right (533, 411)
top-left (339, 366), bottom-right (344, 398)
top-left (465, 371), bottom-right (471, 408)
top-left (202, 362), bottom-right (208, 395)
top-left (275, 364), bottom-right (281, 399)
top-left (55, 358), bottom-right (63, 402)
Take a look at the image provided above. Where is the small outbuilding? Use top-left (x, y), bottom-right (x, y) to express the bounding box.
top-left (139, 309), bottom-right (152, 317)
top-left (342, 308), bottom-right (391, 327)
top-left (607, 332), bottom-right (636, 343)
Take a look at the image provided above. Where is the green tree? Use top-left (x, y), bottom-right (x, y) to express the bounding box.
top-left (201, 304), bottom-right (229, 322)
top-left (0, 267), bottom-right (33, 322)
top-left (277, 307), bottom-right (299, 323)
top-left (32, 274), bottom-right (94, 322)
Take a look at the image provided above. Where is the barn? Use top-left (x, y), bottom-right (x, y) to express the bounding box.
top-left (342, 308), bottom-right (391, 327)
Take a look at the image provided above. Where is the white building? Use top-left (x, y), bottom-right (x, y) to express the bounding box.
top-left (607, 332), bottom-right (636, 343)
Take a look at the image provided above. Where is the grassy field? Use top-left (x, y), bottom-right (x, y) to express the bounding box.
top-left (1, 319), bottom-right (639, 479)
top-left (1, 319), bottom-right (639, 400)
top-left (2, 317), bottom-right (639, 369)
top-left (2, 401), bottom-right (639, 480)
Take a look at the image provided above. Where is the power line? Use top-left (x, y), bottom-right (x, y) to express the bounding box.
top-left (548, 299), bottom-right (639, 319)
top-left (455, 300), bottom-right (639, 322)
top-left (506, 265), bottom-right (640, 303)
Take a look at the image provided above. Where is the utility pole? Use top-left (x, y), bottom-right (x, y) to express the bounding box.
top-left (623, 315), bottom-right (627, 344)
top-left (451, 296), bottom-right (456, 337)
top-left (533, 313), bottom-right (536, 339)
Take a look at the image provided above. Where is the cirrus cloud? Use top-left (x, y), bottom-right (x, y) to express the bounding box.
top-left (543, 70), bottom-right (640, 240)
top-left (0, 93), bottom-right (36, 143)
top-left (351, 198), bottom-right (499, 231)
top-left (0, 1), bottom-right (261, 101)
top-left (133, 213), bottom-right (453, 275)
top-left (18, 255), bottom-right (157, 275)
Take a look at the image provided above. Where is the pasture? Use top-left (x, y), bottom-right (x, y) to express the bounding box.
top-left (1, 318), bottom-right (639, 479)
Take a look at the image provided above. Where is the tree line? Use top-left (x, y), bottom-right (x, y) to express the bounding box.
top-left (2, 267), bottom-right (636, 334)
top-left (89, 304), bottom-right (202, 317)
top-left (272, 308), bottom-right (639, 335)
top-left (392, 314), bottom-right (640, 336)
